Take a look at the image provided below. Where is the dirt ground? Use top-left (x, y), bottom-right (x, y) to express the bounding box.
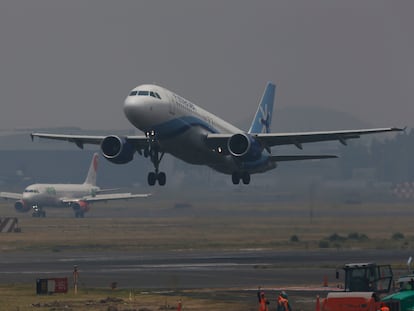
top-left (1, 200), bottom-right (413, 310)
top-left (1, 285), bottom-right (324, 311)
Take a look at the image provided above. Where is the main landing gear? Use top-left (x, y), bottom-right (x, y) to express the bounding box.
top-left (231, 172), bottom-right (251, 185)
top-left (144, 131), bottom-right (166, 186)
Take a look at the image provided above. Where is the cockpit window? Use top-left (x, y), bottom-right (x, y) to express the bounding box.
top-left (131, 90), bottom-right (162, 99)
top-left (150, 91), bottom-right (162, 99)
top-left (24, 189), bottom-right (39, 193)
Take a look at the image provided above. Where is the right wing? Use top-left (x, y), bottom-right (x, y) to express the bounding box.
top-left (0, 192), bottom-right (22, 200)
top-left (206, 127), bottom-right (403, 152)
top-left (254, 127), bottom-right (404, 148)
top-left (31, 133), bottom-right (149, 150)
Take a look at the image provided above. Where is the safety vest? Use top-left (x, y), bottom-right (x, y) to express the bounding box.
top-left (278, 297), bottom-right (289, 311)
top-left (259, 297), bottom-right (268, 311)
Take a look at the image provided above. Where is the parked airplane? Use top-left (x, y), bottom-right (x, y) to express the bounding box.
top-left (0, 153), bottom-right (150, 217)
top-left (31, 82), bottom-right (402, 186)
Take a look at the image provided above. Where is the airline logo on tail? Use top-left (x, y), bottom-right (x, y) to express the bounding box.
top-left (248, 82), bottom-right (275, 134)
top-left (259, 104), bottom-right (271, 134)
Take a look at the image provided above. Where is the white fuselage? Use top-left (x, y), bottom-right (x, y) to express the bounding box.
top-left (22, 183), bottom-right (99, 207)
top-left (123, 84), bottom-right (275, 174)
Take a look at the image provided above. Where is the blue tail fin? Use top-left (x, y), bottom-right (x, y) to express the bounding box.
top-left (248, 82), bottom-right (276, 134)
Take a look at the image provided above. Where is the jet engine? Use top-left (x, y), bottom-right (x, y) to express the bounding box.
top-left (101, 136), bottom-right (135, 164)
top-left (14, 200), bottom-right (30, 213)
top-left (227, 133), bottom-right (263, 161)
top-left (71, 201), bottom-right (89, 213)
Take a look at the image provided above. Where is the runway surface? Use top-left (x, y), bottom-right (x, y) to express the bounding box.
top-left (0, 249), bottom-right (410, 289)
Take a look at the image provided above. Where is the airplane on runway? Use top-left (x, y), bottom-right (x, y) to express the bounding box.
top-left (0, 153), bottom-right (151, 217)
top-left (31, 82), bottom-right (403, 186)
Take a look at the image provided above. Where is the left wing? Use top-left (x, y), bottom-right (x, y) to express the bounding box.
top-left (207, 127), bottom-right (403, 151)
top-left (31, 133), bottom-right (149, 150)
top-left (61, 193), bottom-right (151, 204)
top-left (0, 192), bottom-right (23, 200)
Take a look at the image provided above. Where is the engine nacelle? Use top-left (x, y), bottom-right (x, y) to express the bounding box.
top-left (101, 135), bottom-right (135, 164)
top-left (227, 133), bottom-right (263, 161)
top-left (14, 200), bottom-right (30, 213)
top-left (72, 201), bottom-right (89, 213)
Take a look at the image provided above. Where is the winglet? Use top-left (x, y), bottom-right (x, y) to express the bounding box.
top-left (248, 82), bottom-right (276, 134)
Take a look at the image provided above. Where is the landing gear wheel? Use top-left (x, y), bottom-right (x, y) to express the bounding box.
top-left (147, 171), bottom-right (166, 186)
top-left (158, 172), bottom-right (166, 186)
top-left (148, 172), bottom-right (157, 186)
top-left (232, 172), bottom-right (240, 185)
top-left (32, 206), bottom-right (45, 217)
top-left (242, 172), bottom-right (251, 185)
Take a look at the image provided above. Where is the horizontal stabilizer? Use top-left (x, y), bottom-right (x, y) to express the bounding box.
top-left (270, 155), bottom-right (338, 162)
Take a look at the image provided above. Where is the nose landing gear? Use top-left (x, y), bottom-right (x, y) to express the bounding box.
top-left (145, 131), bottom-right (166, 186)
top-left (32, 205), bottom-right (46, 217)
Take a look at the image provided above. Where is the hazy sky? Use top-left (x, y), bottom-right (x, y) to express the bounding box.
top-left (0, 1), bottom-right (413, 131)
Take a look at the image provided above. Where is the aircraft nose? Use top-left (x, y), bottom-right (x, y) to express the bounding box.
top-left (22, 192), bottom-right (32, 200)
top-left (123, 96), bottom-right (151, 125)
top-left (123, 97), bottom-right (137, 114)
top-left (123, 97), bottom-right (140, 120)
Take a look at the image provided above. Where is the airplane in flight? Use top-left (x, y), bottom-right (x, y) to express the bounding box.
top-left (0, 153), bottom-right (151, 217)
top-left (31, 82), bottom-right (403, 186)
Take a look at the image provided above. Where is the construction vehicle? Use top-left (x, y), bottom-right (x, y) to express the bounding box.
top-left (318, 263), bottom-right (393, 311)
top-left (381, 274), bottom-right (414, 311)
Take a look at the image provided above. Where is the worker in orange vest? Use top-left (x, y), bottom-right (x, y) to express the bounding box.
top-left (277, 291), bottom-right (292, 311)
top-left (259, 291), bottom-right (269, 311)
